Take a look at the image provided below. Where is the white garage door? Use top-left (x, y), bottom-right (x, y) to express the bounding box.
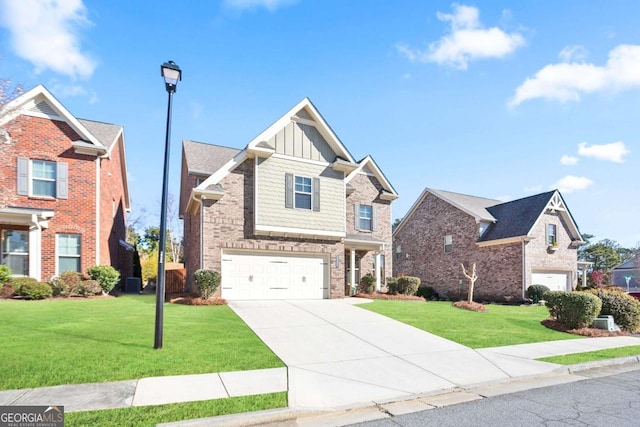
top-left (221, 251), bottom-right (329, 300)
top-left (531, 272), bottom-right (569, 292)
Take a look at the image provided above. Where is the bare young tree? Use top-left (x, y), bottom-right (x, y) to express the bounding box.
top-left (166, 193), bottom-right (183, 263)
top-left (461, 262), bottom-right (478, 303)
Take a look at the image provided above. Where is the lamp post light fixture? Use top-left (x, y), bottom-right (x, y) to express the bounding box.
top-left (154, 60), bottom-right (182, 350)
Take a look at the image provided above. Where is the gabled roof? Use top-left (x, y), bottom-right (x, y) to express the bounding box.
top-left (480, 191), bottom-right (556, 241)
top-left (346, 155), bottom-right (399, 200)
top-left (395, 187), bottom-right (583, 245)
top-left (183, 140), bottom-right (241, 175)
top-left (1, 85), bottom-right (106, 153)
top-left (78, 119), bottom-right (122, 151)
top-left (612, 256), bottom-right (639, 270)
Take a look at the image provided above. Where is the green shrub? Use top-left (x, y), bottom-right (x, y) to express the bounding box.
top-left (15, 281), bottom-right (53, 300)
top-left (527, 284), bottom-right (551, 302)
top-left (545, 291), bottom-right (602, 329)
top-left (587, 288), bottom-right (640, 332)
top-left (87, 265), bottom-right (120, 293)
top-left (193, 269), bottom-right (221, 299)
top-left (9, 277), bottom-right (39, 293)
top-left (417, 285), bottom-right (438, 300)
top-left (397, 276), bottom-right (421, 296)
top-left (386, 277), bottom-right (399, 294)
top-left (360, 274), bottom-right (376, 294)
top-left (49, 271), bottom-right (83, 297)
top-left (0, 265), bottom-right (11, 285)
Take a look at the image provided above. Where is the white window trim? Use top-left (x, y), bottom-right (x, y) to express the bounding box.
top-left (56, 233), bottom-right (81, 276)
top-left (1, 229), bottom-right (30, 277)
top-left (294, 175), bottom-right (312, 210)
top-left (444, 235), bottom-right (453, 253)
top-left (359, 205), bottom-right (373, 231)
top-left (547, 223), bottom-right (557, 246)
top-left (30, 159), bottom-right (57, 198)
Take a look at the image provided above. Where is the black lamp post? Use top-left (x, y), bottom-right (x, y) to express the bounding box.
top-left (154, 60), bottom-right (182, 349)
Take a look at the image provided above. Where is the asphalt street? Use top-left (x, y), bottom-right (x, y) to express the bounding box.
top-left (349, 364), bottom-right (640, 427)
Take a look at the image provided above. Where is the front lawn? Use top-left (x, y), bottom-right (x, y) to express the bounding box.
top-left (65, 392), bottom-right (287, 427)
top-left (0, 295), bottom-right (283, 390)
top-left (360, 300), bottom-right (581, 348)
top-left (537, 345), bottom-right (640, 365)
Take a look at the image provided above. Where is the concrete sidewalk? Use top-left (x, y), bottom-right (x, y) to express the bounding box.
top-left (0, 367), bottom-right (287, 413)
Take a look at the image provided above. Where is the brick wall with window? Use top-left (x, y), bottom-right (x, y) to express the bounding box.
top-left (1, 115), bottom-right (98, 280)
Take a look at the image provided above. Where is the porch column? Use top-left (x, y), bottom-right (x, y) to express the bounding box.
top-left (349, 249), bottom-right (356, 287)
top-left (582, 266), bottom-right (587, 289)
top-left (28, 215), bottom-right (42, 281)
top-left (375, 252), bottom-right (381, 292)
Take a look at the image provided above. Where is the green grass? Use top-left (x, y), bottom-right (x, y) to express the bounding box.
top-left (0, 295), bottom-right (283, 390)
top-left (360, 300), bottom-right (580, 348)
top-left (65, 392), bottom-right (287, 427)
top-left (537, 345), bottom-right (640, 365)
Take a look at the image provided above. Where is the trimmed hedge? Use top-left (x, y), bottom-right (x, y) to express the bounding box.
top-left (0, 265), bottom-right (11, 285)
top-left (416, 285), bottom-right (438, 300)
top-left (49, 272), bottom-right (83, 297)
top-left (527, 284), bottom-right (550, 302)
top-left (15, 281), bottom-right (53, 300)
top-left (545, 291), bottom-right (602, 329)
top-left (360, 274), bottom-right (376, 294)
top-left (587, 288), bottom-right (640, 332)
top-left (87, 265), bottom-right (120, 293)
top-left (397, 276), bottom-right (421, 296)
top-left (194, 269), bottom-right (221, 299)
top-left (386, 277), bottom-right (399, 294)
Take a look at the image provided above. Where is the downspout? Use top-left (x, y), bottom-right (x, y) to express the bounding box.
top-left (521, 238), bottom-right (526, 300)
top-left (95, 157), bottom-right (101, 265)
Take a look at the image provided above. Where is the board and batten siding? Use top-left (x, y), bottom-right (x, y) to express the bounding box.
top-left (255, 156), bottom-right (344, 234)
top-left (267, 121), bottom-right (335, 163)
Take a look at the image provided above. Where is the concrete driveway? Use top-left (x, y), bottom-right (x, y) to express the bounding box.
top-left (229, 299), bottom-right (557, 409)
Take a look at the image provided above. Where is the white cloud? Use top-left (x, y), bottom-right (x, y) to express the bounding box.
top-left (224, 0), bottom-right (297, 11)
top-left (558, 45), bottom-right (588, 62)
top-left (396, 4), bottom-right (525, 70)
top-left (0, 0), bottom-right (96, 79)
top-left (510, 44), bottom-right (640, 106)
top-left (550, 175), bottom-right (593, 193)
top-left (560, 155), bottom-right (579, 165)
top-left (50, 81), bottom-right (98, 103)
top-left (578, 141), bottom-right (630, 163)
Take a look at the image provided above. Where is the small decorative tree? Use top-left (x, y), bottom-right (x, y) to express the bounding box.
top-left (590, 270), bottom-right (605, 288)
top-left (461, 263), bottom-right (478, 303)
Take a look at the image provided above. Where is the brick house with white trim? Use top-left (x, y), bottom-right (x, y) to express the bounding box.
top-left (393, 188), bottom-right (585, 301)
top-left (180, 98), bottom-right (398, 299)
top-left (0, 85), bottom-right (132, 282)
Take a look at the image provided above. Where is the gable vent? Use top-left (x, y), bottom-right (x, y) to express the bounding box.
top-left (29, 101), bottom-right (59, 117)
top-left (294, 108), bottom-right (313, 121)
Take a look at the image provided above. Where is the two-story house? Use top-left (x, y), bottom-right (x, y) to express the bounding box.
top-left (393, 188), bottom-right (585, 301)
top-left (180, 98), bottom-right (398, 299)
top-left (0, 85), bottom-right (132, 282)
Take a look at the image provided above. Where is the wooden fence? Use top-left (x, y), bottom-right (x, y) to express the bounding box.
top-left (165, 263), bottom-right (186, 293)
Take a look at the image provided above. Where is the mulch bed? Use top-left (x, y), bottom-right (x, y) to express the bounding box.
top-left (168, 292), bottom-right (227, 306)
top-left (353, 293), bottom-right (424, 301)
top-left (452, 300), bottom-right (487, 312)
top-left (540, 318), bottom-right (627, 337)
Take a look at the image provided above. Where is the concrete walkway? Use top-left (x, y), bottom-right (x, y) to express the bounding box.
top-left (228, 299), bottom-right (640, 410)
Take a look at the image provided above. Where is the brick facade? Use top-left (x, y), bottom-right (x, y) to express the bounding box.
top-left (393, 192), bottom-right (578, 301)
top-left (1, 110), bottom-right (130, 282)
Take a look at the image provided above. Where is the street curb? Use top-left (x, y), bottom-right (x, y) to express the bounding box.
top-left (162, 357), bottom-right (640, 427)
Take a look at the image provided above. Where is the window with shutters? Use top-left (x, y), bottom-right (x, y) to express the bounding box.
top-left (16, 158), bottom-right (68, 199)
top-left (285, 173), bottom-right (320, 211)
top-left (295, 176), bottom-right (312, 209)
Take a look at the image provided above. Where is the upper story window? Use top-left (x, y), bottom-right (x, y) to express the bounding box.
top-left (444, 235), bottom-right (453, 253)
top-left (31, 160), bottom-right (56, 197)
top-left (359, 205), bottom-right (373, 231)
top-left (285, 173), bottom-right (319, 211)
top-left (17, 157), bottom-right (68, 200)
top-left (295, 176), bottom-right (312, 209)
top-left (547, 224), bottom-right (557, 246)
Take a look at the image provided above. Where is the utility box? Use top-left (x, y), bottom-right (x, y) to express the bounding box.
top-left (125, 277), bottom-right (141, 293)
top-left (592, 315), bottom-right (616, 332)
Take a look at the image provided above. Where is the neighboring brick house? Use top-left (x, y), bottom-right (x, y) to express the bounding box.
top-left (0, 85), bottom-right (132, 282)
top-left (180, 98), bottom-right (398, 299)
top-left (393, 188), bottom-right (585, 301)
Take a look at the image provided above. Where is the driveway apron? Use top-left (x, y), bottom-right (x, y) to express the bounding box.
top-left (229, 300), bottom-right (557, 409)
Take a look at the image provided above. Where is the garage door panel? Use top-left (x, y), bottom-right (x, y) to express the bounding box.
top-left (221, 251), bottom-right (328, 300)
top-left (531, 272), bottom-right (569, 292)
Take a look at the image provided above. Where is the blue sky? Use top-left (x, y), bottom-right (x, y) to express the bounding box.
top-left (0, 0), bottom-right (638, 247)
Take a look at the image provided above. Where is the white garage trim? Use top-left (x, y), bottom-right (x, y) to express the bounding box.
top-left (531, 271), bottom-right (571, 292)
top-left (221, 250), bottom-right (329, 300)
